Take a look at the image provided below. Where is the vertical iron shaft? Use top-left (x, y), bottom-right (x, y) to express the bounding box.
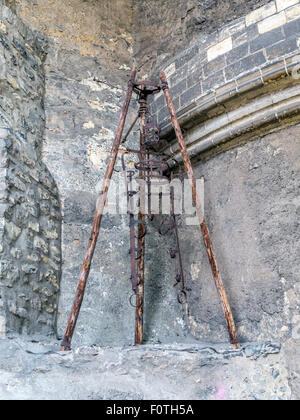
top-left (129, 171), bottom-right (138, 292)
top-left (61, 68), bottom-right (136, 351)
top-left (160, 71), bottom-right (238, 347)
top-left (135, 90), bottom-right (147, 345)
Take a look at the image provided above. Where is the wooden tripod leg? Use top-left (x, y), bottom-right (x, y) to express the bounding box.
top-left (60, 68), bottom-right (136, 351)
top-left (160, 71), bottom-right (238, 347)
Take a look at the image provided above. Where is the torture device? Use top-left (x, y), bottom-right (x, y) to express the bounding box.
top-left (60, 69), bottom-right (239, 351)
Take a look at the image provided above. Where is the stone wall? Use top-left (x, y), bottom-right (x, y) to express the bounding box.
top-left (150, 0), bottom-right (300, 128)
top-left (142, 0), bottom-right (300, 399)
top-left (0, 0), bottom-right (299, 400)
top-left (14, 0), bottom-right (134, 81)
top-left (43, 47), bottom-right (188, 347)
top-left (0, 0), bottom-right (299, 359)
top-left (0, 2), bottom-right (61, 336)
top-left (181, 124), bottom-right (300, 399)
top-left (133, 0), bottom-right (274, 77)
top-left (2, 0), bottom-right (188, 347)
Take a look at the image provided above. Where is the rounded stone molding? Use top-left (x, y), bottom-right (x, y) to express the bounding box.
top-left (163, 74), bottom-right (300, 165)
top-left (148, 1), bottom-right (300, 162)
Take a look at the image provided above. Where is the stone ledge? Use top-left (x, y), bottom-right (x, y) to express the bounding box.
top-left (0, 337), bottom-right (290, 400)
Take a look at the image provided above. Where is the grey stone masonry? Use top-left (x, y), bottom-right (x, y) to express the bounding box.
top-left (151, 0), bottom-right (300, 127)
top-left (0, 2), bottom-right (61, 337)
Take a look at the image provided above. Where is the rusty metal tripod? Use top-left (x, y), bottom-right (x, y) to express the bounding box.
top-left (60, 68), bottom-right (238, 351)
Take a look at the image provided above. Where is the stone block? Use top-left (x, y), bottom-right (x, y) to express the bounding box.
top-left (7, 175), bottom-right (26, 192)
top-left (0, 53), bottom-right (7, 79)
top-left (163, 62), bottom-right (176, 78)
top-left (10, 247), bottom-right (22, 259)
top-left (12, 38), bottom-right (28, 58)
top-left (10, 306), bottom-right (28, 319)
top-left (250, 27), bottom-right (284, 52)
top-left (158, 106), bottom-right (170, 123)
top-left (207, 37), bottom-right (233, 62)
top-left (276, 0), bottom-right (299, 12)
top-left (27, 253), bottom-right (40, 263)
top-left (258, 11), bottom-right (287, 34)
top-left (203, 70), bottom-right (225, 92)
top-left (40, 201), bottom-right (50, 215)
top-left (180, 83), bottom-right (202, 107)
top-left (186, 68), bottom-right (203, 88)
top-left (203, 55), bottom-right (226, 78)
top-left (22, 202), bottom-right (39, 218)
top-left (27, 221), bottom-right (39, 233)
top-left (266, 37), bottom-right (298, 60)
top-left (285, 3), bottom-right (300, 21)
top-left (225, 51), bottom-right (266, 81)
top-left (283, 19), bottom-right (300, 37)
top-left (154, 92), bottom-right (165, 111)
top-left (42, 229), bottom-right (59, 240)
top-left (34, 236), bottom-right (49, 254)
top-left (175, 46), bottom-right (199, 69)
top-left (41, 256), bottom-right (59, 272)
top-left (0, 260), bottom-right (9, 279)
top-left (170, 79), bottom-right (187, 98)
top-left (246, 2), bottom-right (277, 26)
top-left (226, 42), bottom-right (249, 65)
top-left (170, 64), bottom-right (188, 85)
top-left (5, 221), bottom-right (21, 241)
top-left (21, 264), bottom-right (38, 274)
top-left (218, 17), bottom-right (246, 42)
top-left (172, 96), bottom-right (180, 112)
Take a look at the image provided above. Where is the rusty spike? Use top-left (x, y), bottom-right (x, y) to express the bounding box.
top-left (60, 68), bottom-right (136, 351)
top-left (160, 71), bottom-right (239, 347)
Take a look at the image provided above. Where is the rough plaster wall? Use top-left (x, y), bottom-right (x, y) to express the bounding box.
top-left (0, 2), bottom-right (61, 336)
top-left (15, 0), bottom-right (134, 75)
top-left (4, 0), bottom-right (189, 346)
top-left (177, 125), bottom-right (300, 397)
top-left (133, 0), bottom-right (274, 77)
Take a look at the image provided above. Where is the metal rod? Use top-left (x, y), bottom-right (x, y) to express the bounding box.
top-left (135, 89), bottom-right (147, 346)
top-left (170, 180), bottom-right (191, 322)
top-left (170, 182), bottom-right (185, 297)
top-left (129, 174), bottom-right (138, 292)
top-left (160, 71), bottom-right (239, 347)
top-left (121, 153), bottom-right (139, 292)
top-left (60, 68), bottom-right (136, 351)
